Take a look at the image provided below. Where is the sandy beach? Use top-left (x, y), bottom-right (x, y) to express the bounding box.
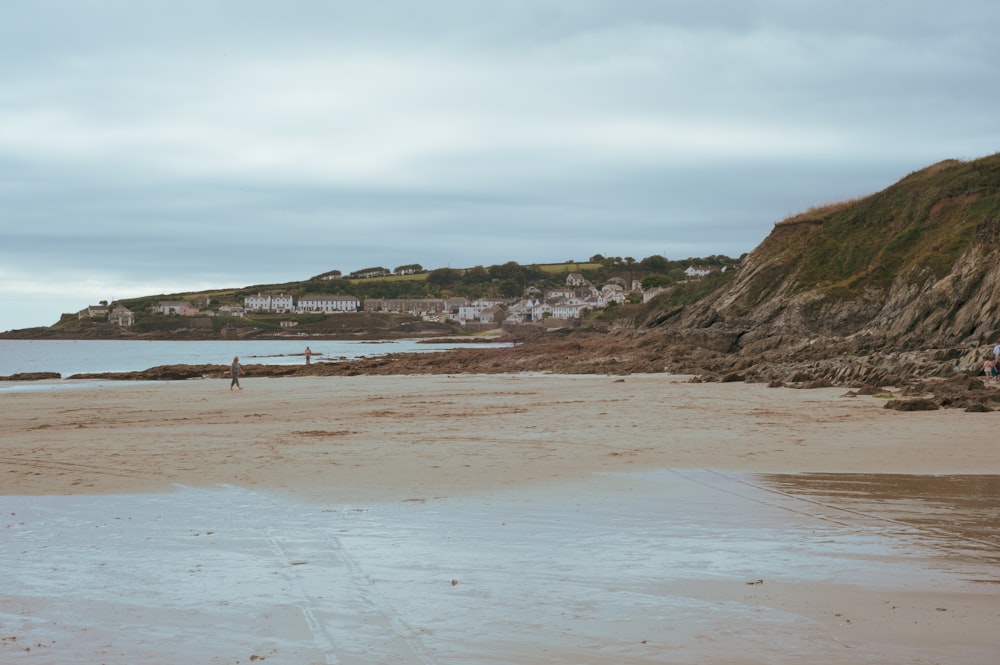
top-left (3, 374), bottom-right (999, 664)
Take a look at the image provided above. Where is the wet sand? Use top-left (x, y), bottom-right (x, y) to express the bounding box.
top-left (2, 374), bottom-right (999, 663)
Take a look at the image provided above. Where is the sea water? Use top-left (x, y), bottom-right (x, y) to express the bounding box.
top-left (0, 338), bottom-right (507, 378)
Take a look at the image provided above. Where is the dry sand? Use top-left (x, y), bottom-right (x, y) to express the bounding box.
top-left (2, 374), bottom-right (999, 664)
top-left (3, 373), bottom-right (998, 499)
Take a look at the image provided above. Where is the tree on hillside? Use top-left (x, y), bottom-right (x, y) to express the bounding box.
top-left (639, 255), bottom-right (669, 272)
top-left (500, 275), bottom-right (526, 298)
top-left (463, 265), bottom-right (490, 284)
top-left (641, 273), bottom-right (675, 289)
top-left (488, 261), bottom-right (522, 281)
top-left (350, 266), bottom-right (392, 279)
top-left (427, 267), bottom-right (461, 288)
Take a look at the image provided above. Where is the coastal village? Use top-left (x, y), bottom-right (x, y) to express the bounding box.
top-left (74, 266), bottom-right (723, 330)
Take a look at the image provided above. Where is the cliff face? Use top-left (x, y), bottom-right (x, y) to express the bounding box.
top-left (645, 153), bottom-right (1000, 384)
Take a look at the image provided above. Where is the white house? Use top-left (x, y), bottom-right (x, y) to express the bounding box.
top-left (550, 301), bottom-right (590, 319)
top-left (684, 265), bottom-right (715, 279)
top-left (456, 304), bottom-right (486, 322)
top-left (271, 293), bottom-right (294, 312)
top-left (244, 293), bottom-right (269, 311)
top-left (545, 287), bottom-right (576, 300)
top-left (604, 290), bottom-right (627, 305)
top-left (472, 298), bottom-right (506, 308)
top-left (530, 301), bottom-right (553, 320)
top-left (297, 294), bottom-right (360, 313)
top-left (244, 293), bottom-right (294, 313)
top-left (156, 300), bottom-right (199, 316)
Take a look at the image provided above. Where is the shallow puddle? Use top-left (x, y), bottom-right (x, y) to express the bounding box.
top-left (755, 473), bottom-right (1000, 573)
top-left (2, 471), bottom-right (998, 664)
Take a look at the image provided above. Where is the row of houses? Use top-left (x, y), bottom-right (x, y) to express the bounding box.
top-left (239, 272), bottom-right (640, 324)
top-left (78, 266), bottom-right (727, 327)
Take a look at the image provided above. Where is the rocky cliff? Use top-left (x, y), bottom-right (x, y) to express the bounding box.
top-left (643, 153), bottom-right (1000, 385)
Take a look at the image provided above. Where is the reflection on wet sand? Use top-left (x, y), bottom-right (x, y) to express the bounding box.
top-left (4, 473), bottom-right (1000, 663)
top-left (753, 473), bottom-right (1000, 578)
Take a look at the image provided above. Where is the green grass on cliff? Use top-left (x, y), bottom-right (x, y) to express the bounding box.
top-left (637, 153), bottom-right (1000, 319)
top-left (745, 153), bottom-right (1000, 306)
top-left (759, 153), bottom-right (1000, 299)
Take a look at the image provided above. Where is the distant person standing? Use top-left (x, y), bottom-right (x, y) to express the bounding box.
top-left (305, 346), bottom-right (312, 365)
top-left (230, 356), bottom-right (243, 391)
top-left (993, 339), bottom-right (1000, 364)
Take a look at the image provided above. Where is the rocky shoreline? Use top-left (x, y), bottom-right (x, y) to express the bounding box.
top-left (9, 329), bottom-right (997, 412)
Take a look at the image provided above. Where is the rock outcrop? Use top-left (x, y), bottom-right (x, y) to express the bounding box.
top-left (639, 153), bottom-right (1000, 387)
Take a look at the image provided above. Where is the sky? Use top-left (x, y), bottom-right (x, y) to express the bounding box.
top-left (2, 1), bottom-right (998, 331)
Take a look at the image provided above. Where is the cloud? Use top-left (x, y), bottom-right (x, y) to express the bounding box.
top-left (1, 1), bottom-right (998, 330)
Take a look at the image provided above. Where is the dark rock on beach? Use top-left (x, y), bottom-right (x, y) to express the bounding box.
top-left (0, 372), bottom-right (62, 381)
top-left (883, 398), bottom-right (940, 411)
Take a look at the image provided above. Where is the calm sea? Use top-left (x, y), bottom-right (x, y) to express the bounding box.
top-left (0, 339), bottom-right (503, 379)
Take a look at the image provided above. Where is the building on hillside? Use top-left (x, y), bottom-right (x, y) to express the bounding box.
top-left (478, 306), bottom-right (507, 324)
top-left (77, 305), bottom-right (109, 320)
top-left (475, 298), bottom-right (506, 308)
top-left (270, 293), bottom-right (294, 312)
top-left (455, 304), bottom-right (483, 323)
top-left (545, 287), bottom-right (575, 300)
top-left (217, 304), bottom-right (245, 317)
top-left (566, 272), bottom-right (587, 287)
top-left (549, 300), bottom-right (592, 319)
top-left (244, 293), bottom-right (294, 313)
top-left (604, 290), bottom-right (627, 305)
top-left (507, 297), bottom-right (541, 323)
top-left (684, 265), bottom-right (716, 279)
top-left (643, 286), bottom-right (668, 303)
top-left (297, 294), bottom-right (360, 313)
top-left (155, 301), bottom-right (200, 316)
top-left (363, 298), bottom-right (448, 316)
top-left (444, 297), bottom-right (468, 317)
top-left (108, 306), bottom-right (134, 326)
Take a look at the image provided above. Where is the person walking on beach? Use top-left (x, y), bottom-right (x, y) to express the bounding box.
top-left (305, 346), bottom-right (312, 365)
top-left (230, 356), bottom-right (243, 391)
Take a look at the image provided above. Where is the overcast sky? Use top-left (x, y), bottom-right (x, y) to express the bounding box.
top-left (2, 1), bottom-right (997, 330)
